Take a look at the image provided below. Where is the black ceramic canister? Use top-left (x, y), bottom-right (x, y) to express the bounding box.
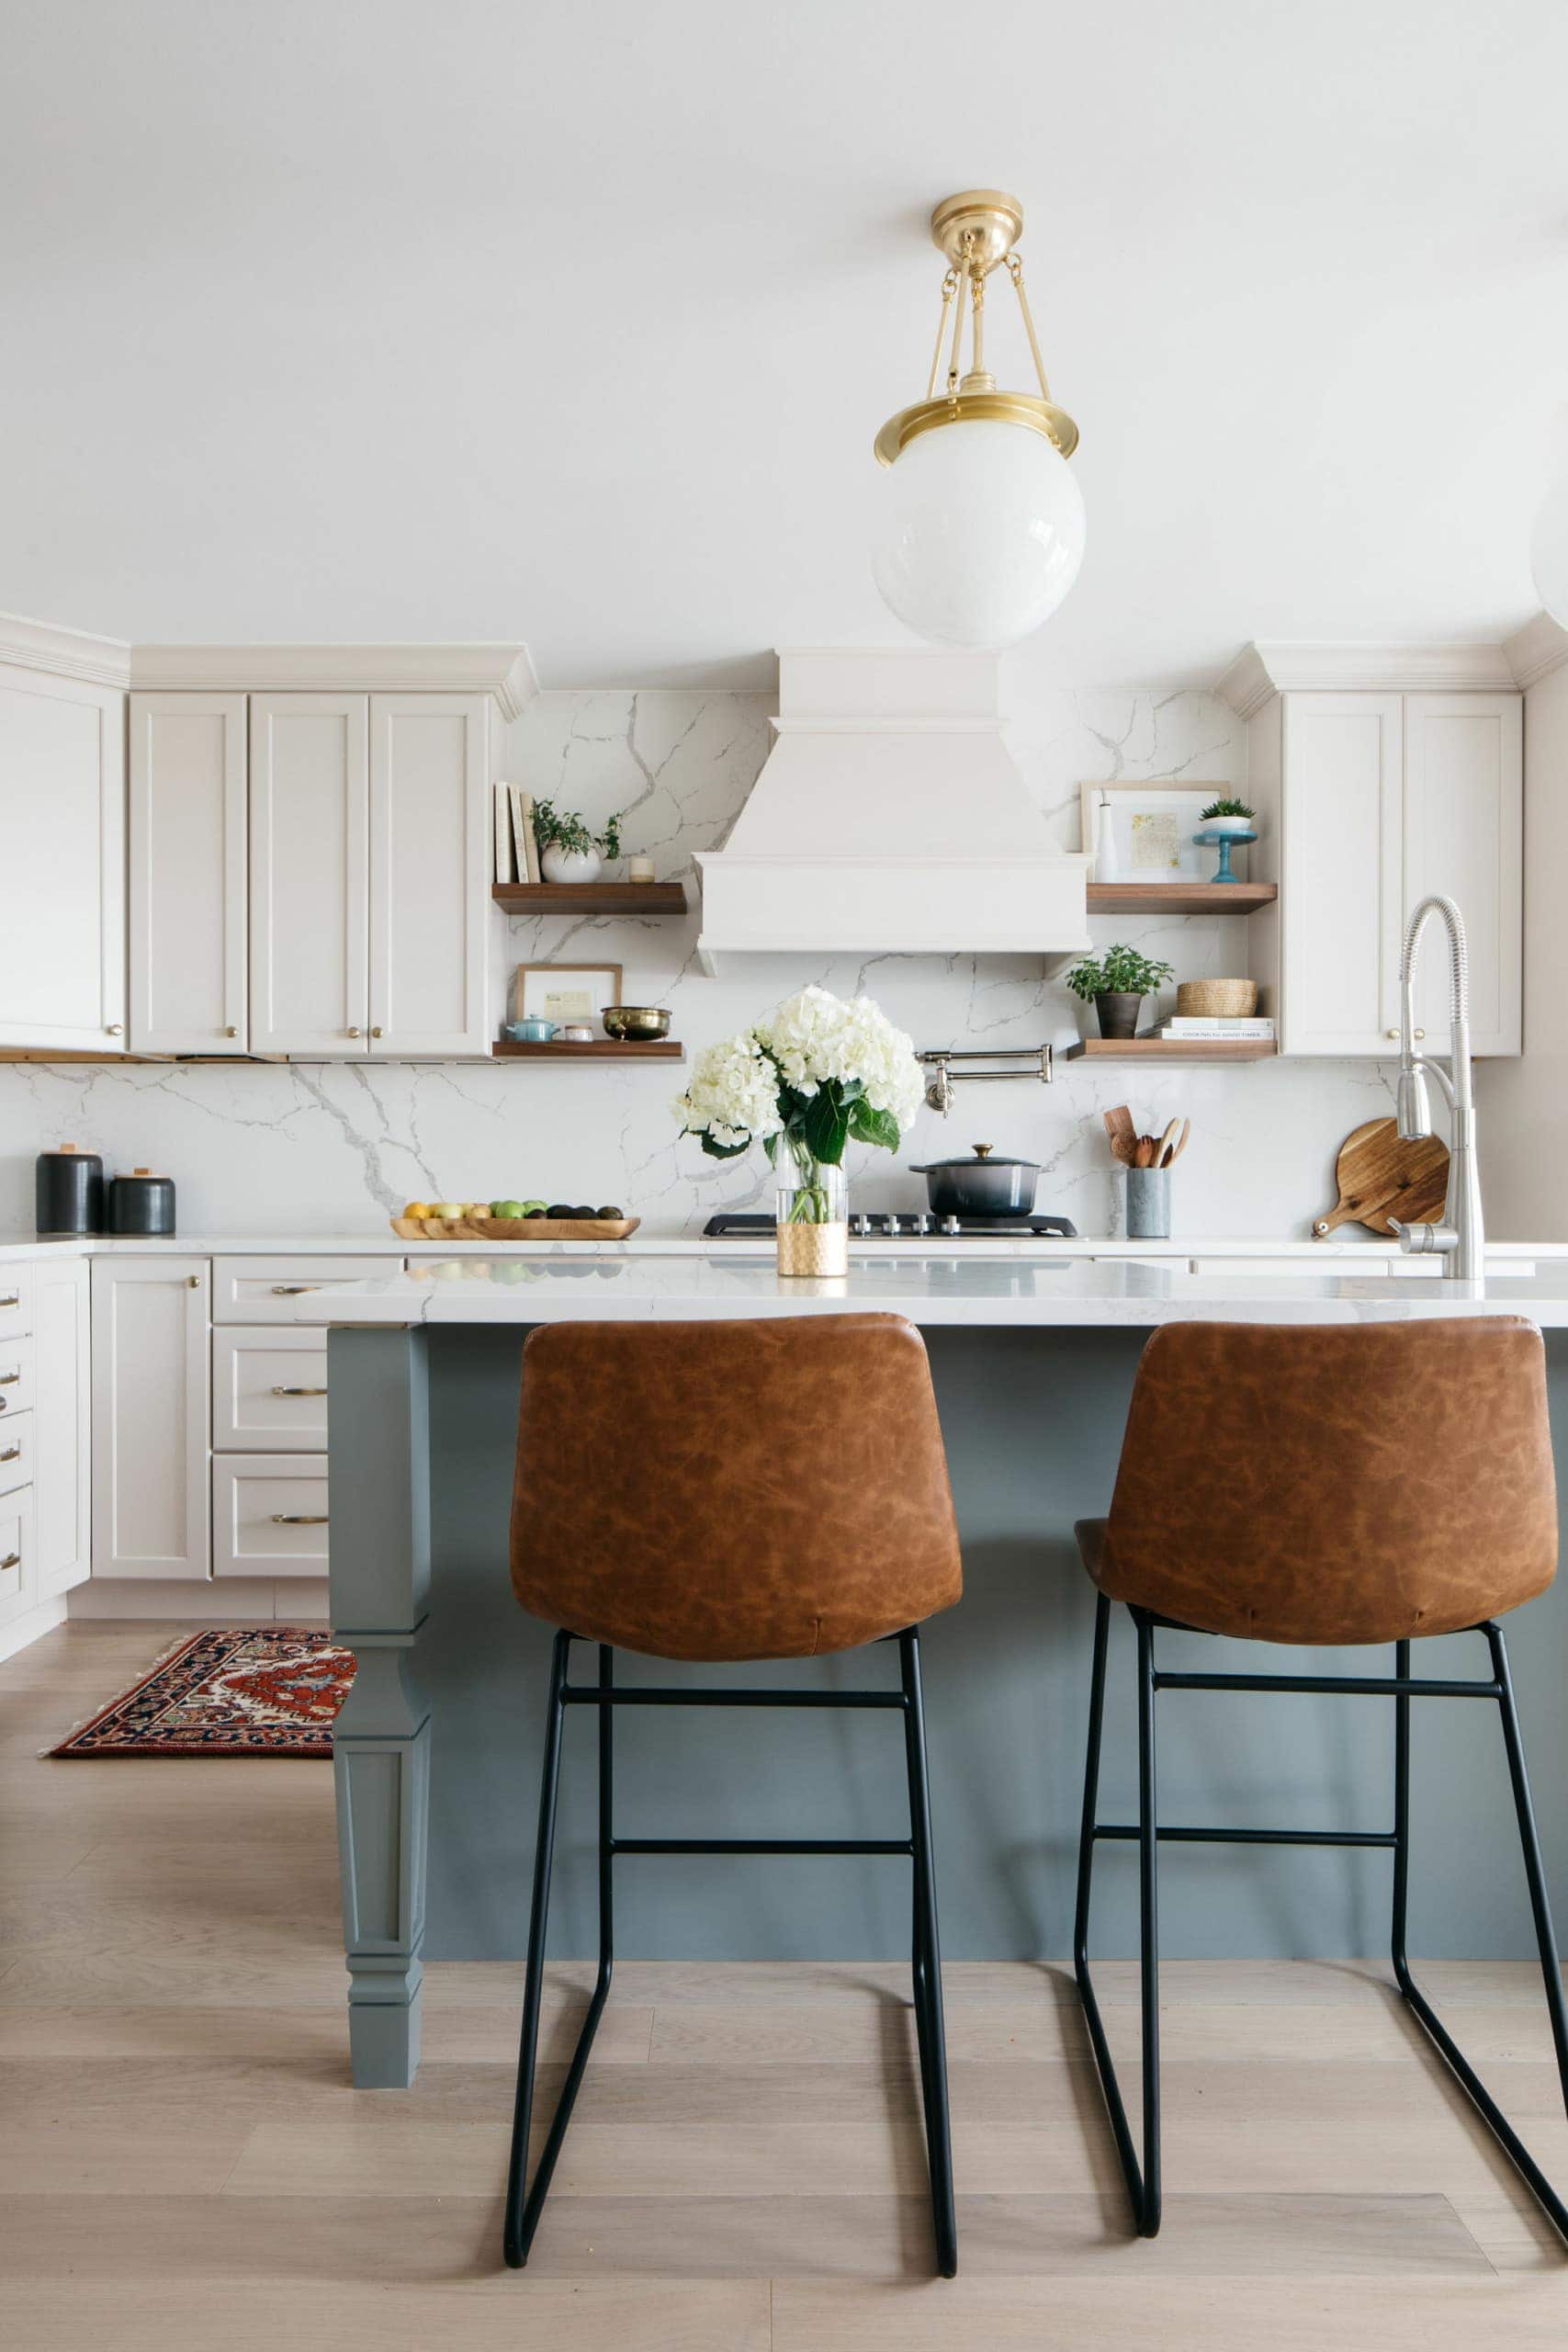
top-left (107, 1168), bottom-right (176, 1237)
top-left (36, 1144), bottom-right (105, 1237)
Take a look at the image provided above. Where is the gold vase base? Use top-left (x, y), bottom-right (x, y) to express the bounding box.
top-left (776, 1221), bottom-right (850, 1278)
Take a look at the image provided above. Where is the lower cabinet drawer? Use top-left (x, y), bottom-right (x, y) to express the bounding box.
top-left (0, 1410), bottom-right (31, 1496)
top-left (0, 1266), bottom-right (32, 1341)
top-left (213, 1329), bottom-right (329, 1451)
top-left (0, 1335), bottom-right (35, 1422)
top-left (212, 1454), bottom-right (329, 1577)
top-left (0, 1486), bottom-right (35, 1621)
top-left (211, 1257), bottom-right (405, 1324)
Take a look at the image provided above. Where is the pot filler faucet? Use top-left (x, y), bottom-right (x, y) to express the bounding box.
top-left (1393, 894), bottom-right (1483, 1280)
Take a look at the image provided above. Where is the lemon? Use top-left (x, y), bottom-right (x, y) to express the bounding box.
top-left (404, 1201), bottom-right (433, 1220)
top-left (432, 1202), bottom-right (466, 1220)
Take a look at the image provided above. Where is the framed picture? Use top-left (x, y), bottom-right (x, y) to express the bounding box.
top-left (511, 963), bottom-right (623, 1025)
top-left (1079, 782), bottom-right (1236, 883)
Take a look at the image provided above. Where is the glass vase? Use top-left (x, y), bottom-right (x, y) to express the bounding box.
top-left (775, 1158), bottom-right (848, 1277)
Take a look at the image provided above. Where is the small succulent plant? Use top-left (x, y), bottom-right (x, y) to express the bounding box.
top-left (1199, 795), bottom-right (1255, 821)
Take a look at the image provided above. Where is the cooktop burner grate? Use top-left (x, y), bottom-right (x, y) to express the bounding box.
top-left (703, 1212), bottom-right (1077, 1239)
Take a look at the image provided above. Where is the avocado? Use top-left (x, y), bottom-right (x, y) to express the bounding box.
top-left (596, 1204), bottom-right (624, 1221)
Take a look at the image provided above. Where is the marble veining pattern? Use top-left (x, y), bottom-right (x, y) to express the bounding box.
top-left (0, 686), bottom-right (1398, 1239)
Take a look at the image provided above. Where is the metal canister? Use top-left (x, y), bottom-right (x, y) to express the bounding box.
top-left (36, 1144), bottom-right (105, 1237)
top-left (107, 1168), bottom-right (176, 1237)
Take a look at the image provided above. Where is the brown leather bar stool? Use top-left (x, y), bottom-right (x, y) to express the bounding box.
top-left (502, 1313), bottom-right (964, 2274)
top-left (1073, 1317), bottom-right (1568, 2245)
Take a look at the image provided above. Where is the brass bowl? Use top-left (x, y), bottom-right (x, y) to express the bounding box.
top-left (603, 1005), bottom-right (671, 1042)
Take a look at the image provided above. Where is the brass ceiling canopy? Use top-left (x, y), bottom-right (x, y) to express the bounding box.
top-left (874, 188), bottom-right (1079, 468)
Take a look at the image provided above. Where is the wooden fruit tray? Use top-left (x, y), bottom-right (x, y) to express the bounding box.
top-left (391, 1216), bottom-right (641, 1242)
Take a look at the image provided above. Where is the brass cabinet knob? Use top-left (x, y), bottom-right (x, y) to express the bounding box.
top-left (346, 1025), bottom-right (361, 1038)
top-left (224, 1025), bottom-right (239, 1038)
top-left (370, 1025), bottom-right (383, 1038)
top-left (1385, 1028), bottom-right (1399, 1040)
top-left (1415, 1028), bottom-right (1425, 1041)
top-left (106, 1023), bottom-right (123, 1035)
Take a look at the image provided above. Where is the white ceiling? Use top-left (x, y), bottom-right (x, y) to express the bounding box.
top-left (6, 0), bottom-right (1568, 693)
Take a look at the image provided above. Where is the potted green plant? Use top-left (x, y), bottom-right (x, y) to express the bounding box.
top-left (532, 798), bottom-right (626, 886)
top-left (1198, 794), bottom-right (1256, 840)
top-left (1065, 944), bottom-right (1176, 1040)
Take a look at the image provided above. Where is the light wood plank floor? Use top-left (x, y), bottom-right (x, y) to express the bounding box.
top-left (3, 1622), bottom-right (1566, 2349)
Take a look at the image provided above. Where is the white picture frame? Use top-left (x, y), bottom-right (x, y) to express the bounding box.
top-left (511, 963), bottom-right (623, 1026)
top-left (1079, 782), bottom-right (1238, 883)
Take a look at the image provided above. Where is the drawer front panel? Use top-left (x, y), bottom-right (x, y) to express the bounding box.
top-left (0, 1336), bottom-right (36, 1421)
top-left (0, 1266), bottom-right (32, 1340)
top-left (213, 1453), bottom-right (329, 1577)
top-left (213, 1329), bottom-right (329, 1451)
top-left (0, 1487), bottom-right (34, 1621)
top-left (0, 1411), bottom-right (33, 1496)
top-left (212, 1256), bottom-right (404, 1324)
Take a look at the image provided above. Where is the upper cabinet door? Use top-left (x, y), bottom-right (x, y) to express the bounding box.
top-left (367, 694), bottom-right (491, 1057)
top-left (129, 694), bottom-right (248, 1055)
top-left (0, 661), bottom-right (126, 1052)
top-left (249, 694), bottom-right (369, 1056)
top-left (1280, 694), bottom-right (1404, 1055)
top-left (1403, 694), bottom-right (1522, 1058)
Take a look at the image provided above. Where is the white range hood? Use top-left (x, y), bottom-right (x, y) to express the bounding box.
top-left (694, 648), bottom-right (1089, 975)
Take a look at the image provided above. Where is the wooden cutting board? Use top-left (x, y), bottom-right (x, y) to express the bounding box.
top-left (1312, 1118), bottom-right (1449, 1238)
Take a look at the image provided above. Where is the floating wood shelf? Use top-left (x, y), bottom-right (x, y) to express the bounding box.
top-left (1066, 1037), bottom-right (1277, 1062)
top-left (491, 1038), bottom-right (684, 1060)
top-left (1087, 882), bottom-right (1278, 916)
top-left (491, 881), bottom-right (687, 914)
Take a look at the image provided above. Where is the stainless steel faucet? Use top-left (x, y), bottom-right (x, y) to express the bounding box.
top-left (1392, 894), bottom-right (1483, 1279)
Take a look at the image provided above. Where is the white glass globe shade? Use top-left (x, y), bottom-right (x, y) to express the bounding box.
top-left (872, 416), bottom-right (1086, 648)
top-left (1531, 472), bottom-right (1568, 628)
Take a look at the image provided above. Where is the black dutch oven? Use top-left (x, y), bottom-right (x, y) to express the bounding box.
top-left (908, 1143), bottom-right (1042, 1218)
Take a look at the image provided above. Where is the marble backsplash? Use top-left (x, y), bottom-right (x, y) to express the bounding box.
top-left (0, 685), bottom-right (1398, 1240)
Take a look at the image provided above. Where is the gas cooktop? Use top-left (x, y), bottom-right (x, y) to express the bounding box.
top-left (703, 1212), bottom-right (1078, 1240)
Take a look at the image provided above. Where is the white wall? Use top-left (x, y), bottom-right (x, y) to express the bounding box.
top-left (1479, 660), bottom-right (1568, 1238)
top-left (0, 685), bottom-right (1400, 1241)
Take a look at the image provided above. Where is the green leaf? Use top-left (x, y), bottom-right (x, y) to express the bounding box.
top-left (762, 1132), bottom-right (778, 1165)
top-left (801, 1084), bottom-right (850, 1166)
top-left (849, 1099), bottom-right (900, 1152)
top-left (698, 1130), bottom-right (750, 1160)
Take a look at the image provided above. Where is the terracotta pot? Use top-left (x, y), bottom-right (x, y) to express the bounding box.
top-left (1095, 990), bottom-right (1145, 1040)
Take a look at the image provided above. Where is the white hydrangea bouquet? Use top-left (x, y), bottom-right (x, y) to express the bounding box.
top-left (674, 987), bottom-right (923, 1268)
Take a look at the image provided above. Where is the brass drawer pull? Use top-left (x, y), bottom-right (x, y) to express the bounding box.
top-left (0, 1372), bottom-right (19, 1385)
top-left (0, 1294), bottom-right (18, 1309)
top-left (270, 1385), bottom-right (328, 1397)
top-left (271, 1512), bottom-right (328, 1525)
top-left (271, 1284), bottom-right (319, 1295)
top-left (0, 1444), bottom-right (19, 1462)
top-left (0, 1551), bottom-right (18, 1571)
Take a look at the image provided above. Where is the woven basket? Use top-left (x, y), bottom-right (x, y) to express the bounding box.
top-left (1176, 978), bottom-right (1258, 1018)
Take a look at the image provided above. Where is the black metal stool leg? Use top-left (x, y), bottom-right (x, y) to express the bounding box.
top-left (503, 1627), bottom-right (570, 2267)
top-left (1074, 1594), bottom-right (1162, 2234)
top-left (1393, 1624), bottom-right (1568, 2246)
top-left (901, 1625), bottom-right (957, 2278)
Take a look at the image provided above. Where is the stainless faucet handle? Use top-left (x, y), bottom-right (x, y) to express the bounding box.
top-left (1390, 1219), bottom-right (1460, 1257)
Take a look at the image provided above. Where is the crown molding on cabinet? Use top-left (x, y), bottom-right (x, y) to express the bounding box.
top-left (1214, 638), bottom-right (1520, 717)
top-left (1501, 610), bottom-right (1568, 690)
top-left (128, 641), bottom-right (539, 718)
top-left (0, 611), bottom-right (131, 688)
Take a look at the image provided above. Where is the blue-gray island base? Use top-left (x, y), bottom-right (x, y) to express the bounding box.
top-left (321, 1268), bottom-right (1568, 2087)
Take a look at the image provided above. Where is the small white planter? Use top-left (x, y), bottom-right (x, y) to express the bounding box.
top-left (541, 843), bottom-right (604, 886)
top-left (1203, 814), bottom-right (1254, 839)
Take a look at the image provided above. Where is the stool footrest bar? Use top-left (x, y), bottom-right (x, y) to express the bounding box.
top-left (561, 1685), bottom-right (907, 1708)
top-left (1094, 1824), bottom-right (1397, 1848)
top-left (1152, 1671), bottom-right (1503, 1699)
top-left (608, 1837), bottom-right (914, 1857)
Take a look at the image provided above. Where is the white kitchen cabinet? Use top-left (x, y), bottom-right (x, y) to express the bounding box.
top-left (1403, 694), bottom-right (1522, 1057)
top-left (369, 694), bottom-right (491, 1057)
top-left (212, 1453), bottom-right (330, 1577)
top-left (90, 1258), bottom-right (210, 1578)
top-left (1247, 688), bottom-right (1521, 1056)
top-left (129, 693), bottom-right (248, 1054)
top-left (213, 1327), bottom-right (328, 1451)
top-left (249, 693), bottom-right (370, 1056)
top-left (0, 659), bottom-right (126, 1052)
top-left (0, 1487), bottom-right (35, 1624)
top-left (34, 1255), bottom-right (90, 1597)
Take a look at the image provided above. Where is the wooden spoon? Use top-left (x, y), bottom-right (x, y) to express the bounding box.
top-left (1156, 1117), bottom-right (1181, 1168)
top-left (1163, 1117), bottom-right (1191, 1167)
top-left (1102, 1104), bottom-right (1137, 1154)
top-left (1109, 1134), bottom-right (1137, 1167)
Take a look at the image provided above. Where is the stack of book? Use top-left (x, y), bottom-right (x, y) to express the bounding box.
top-left (493, 785), bottom-right (541, 884)
top-left (1158, 1014), bottom-right (1275, 1042)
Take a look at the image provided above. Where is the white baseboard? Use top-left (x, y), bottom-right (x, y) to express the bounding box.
top-left (0, 1592), bottom-right (71, 1664)
top-left (67, 1577), bottom-right (330, 1623)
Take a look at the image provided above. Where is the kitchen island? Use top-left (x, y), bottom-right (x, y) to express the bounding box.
top-left (306, 1254), bottom-right (1568, 2085)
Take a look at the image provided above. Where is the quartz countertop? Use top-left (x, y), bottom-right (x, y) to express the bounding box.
top-left (265, 1254), bottom-right (1568, 1329)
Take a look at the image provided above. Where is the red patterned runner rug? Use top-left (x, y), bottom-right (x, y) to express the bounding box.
top-left (47, 1627), bottom-right (356, 1758)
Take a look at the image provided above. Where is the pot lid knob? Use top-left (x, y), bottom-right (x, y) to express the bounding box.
top-left (971, 1143), bottom-right (993, 1159)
